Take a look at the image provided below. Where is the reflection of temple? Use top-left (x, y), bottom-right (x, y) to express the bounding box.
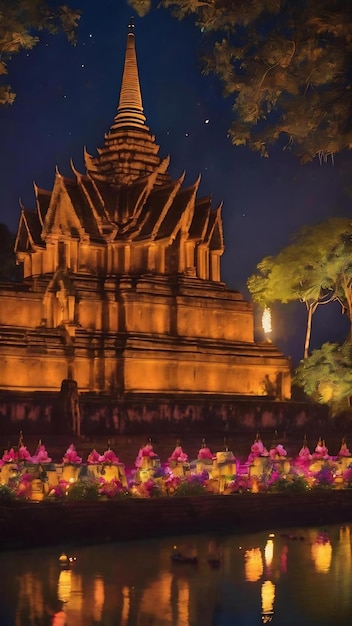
top-left (0, 26), bottom-right (291, 400)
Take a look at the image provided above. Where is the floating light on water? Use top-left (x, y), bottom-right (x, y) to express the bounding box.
top-left (245, 547), bottom-right (263, 582)
top-left (261, 580), bottom-right (275, 623)
top-left (265, 539), bottom-right (274, 569)
top-left (311, 533), bottom-right (332, 574)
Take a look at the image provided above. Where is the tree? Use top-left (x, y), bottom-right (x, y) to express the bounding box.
top-left (324, 232), bottom-right (352, 343)
top-left (294, 341), bottom-right (352, 413)
top-left (0, 0), bottom-right (81, 105)
top-left (129, 0), bottom-right (352, 162)
top-left (247, 218), bottom-right (352, 359)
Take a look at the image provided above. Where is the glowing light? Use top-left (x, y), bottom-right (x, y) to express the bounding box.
top-left (93, 577), bottom-right (105, 621)
top-left (261, 580), bottom-right (275, 622)
top-left (58, 569), bottom-right (71, 603)
top-left (245, 547), bottom-right (263, 582)
top-left (265, 539), bottom-right (274, 569)
top-left (262, 307), bottom-right (272, 336)
top-left (311, 534), bottom-right (332, 573)
top-left (121, 586), bottom-right (130, 626)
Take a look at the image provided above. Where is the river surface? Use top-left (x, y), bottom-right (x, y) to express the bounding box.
top-left (0, 523), bottom-right (351, 626)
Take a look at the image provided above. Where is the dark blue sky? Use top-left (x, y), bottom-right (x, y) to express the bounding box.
top-left (0, 0), bottom-right (351, 364)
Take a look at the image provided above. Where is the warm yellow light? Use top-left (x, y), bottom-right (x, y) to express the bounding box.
top-left (58, 569), bottom-right (72, 603)
top-left (261, 580), bottom-right (275, 622)
top-left (262, 307), bottom-right (272, 336)
top-left (93, 577), bottom-right (105, 621)
top-left (264, 539), bottom-right (274, 569)
top-left (311, 539), bottom-right (332, 574)
top-left (245, 547), bottom-right (263, 582)
top-left (121, 586), bottom-right (130, 626)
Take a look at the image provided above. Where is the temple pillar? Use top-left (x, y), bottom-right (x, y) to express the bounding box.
top-left (124, 244), bottom-right (131, 273)
top-left (210, 251), bottom-right (221, 282)
top-left (156, 244), bottom-right (165, 274)
top-left (148, 243), bottom-right (156, 272)
top-left (185, 241), bottom-right (195, 269)
top-left (178, 235), bottom-right (186, 273)
top-left (197, 244), bottom-right (209, 280)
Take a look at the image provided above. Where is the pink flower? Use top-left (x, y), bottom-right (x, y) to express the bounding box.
top-left (251, 441), bottom-right (265, 456)
top-left (295, 445), bottom-right (312, 471)
top-left (247, 438), bottom-right (268, 464)
top-left (168, 446), bottom-right (188, 463)
top-left (338, 442), bottom-right (351, 457)
top-left (32, 444), bottom-right (51, 464)
top-left (269, 444), bottom-right (287, 459)
top-left (18, 446), bottom-right (33, 462)
top-left (87, 449), bottom-right (101, 464)
top-left (98, 477), bottom-right (124, 497)
top-left (198, 447), bottom-right (213, 460)
top-left (62, 444), bottom-right (82, 464)
top-left (313, 439), bottom-right (330, 460)
top-left (135, 443), bottom-right (157, 467)
top-left (2, 448), bottom-right (18, 463)
top-left (141, 444), bottom-right (157, 458)
top-left (298, 445), bottom-right (311, 460)
top-left (99, 448), bottom-right (119, 464)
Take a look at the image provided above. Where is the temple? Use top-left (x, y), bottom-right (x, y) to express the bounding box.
top-left (0, 27), bottom-right (291, 400)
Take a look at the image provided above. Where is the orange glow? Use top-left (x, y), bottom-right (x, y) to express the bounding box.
top-left (245, 548), bottom-right (263, 582)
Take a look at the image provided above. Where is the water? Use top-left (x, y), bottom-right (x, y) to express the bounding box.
top-left (0, 523), bottom-right (351, 625)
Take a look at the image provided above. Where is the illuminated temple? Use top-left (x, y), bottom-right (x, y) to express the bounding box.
top-left (0, 28), bottom-right (291, 400)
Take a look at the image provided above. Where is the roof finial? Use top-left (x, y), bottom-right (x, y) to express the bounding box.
top-left (128, 16), bottom-right (135, 32)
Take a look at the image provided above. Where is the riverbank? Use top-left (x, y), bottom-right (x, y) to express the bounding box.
top-left (1, 490), bottom-right (352, 551)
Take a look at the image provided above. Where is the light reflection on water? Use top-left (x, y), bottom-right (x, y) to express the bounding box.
top-left (0, 523), bottom-right (351, 625)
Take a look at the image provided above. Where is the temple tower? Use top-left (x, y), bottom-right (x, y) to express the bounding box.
top-left (0, 26), bottom-right (291, 401)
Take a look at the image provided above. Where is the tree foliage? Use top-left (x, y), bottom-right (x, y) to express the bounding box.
top-left (294, 341), bottom-right (352, 412)
top-left (0, 0), bottom-right (81, 104)
top-left (129, 0), bottom-right (352, 162)
top-left (247, 218), bottom-right (352, 358)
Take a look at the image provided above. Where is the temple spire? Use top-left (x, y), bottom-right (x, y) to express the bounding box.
top-left (113, 24), bottom-right (146, 130)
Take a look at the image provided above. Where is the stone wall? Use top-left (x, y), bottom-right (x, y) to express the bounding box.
top-left (1, 491), bottom-right (352, 551)
top-left (0, 391), bottom-right (329, 437)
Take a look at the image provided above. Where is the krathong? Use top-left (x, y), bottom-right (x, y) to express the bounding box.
top-left (1, 435), bottom-right (352, 502)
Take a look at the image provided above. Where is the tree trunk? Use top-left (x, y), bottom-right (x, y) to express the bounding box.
top-left (304, 304), bottom-right (314, 359)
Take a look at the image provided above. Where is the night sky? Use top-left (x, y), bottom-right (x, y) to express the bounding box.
top-left (0, 0), bottom-right (351, 365)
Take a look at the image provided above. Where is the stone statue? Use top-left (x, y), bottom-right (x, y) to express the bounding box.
top-left (60, 379), bottom-right (81, 436)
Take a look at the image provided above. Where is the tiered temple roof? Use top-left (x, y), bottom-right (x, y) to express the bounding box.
top-left (15, 27), bottom-right (224, 281)
top-left (3, 24), bottom-right (291, 401)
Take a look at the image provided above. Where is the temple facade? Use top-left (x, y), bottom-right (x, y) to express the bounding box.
top-left (0, 28), bottom-right (291, 400)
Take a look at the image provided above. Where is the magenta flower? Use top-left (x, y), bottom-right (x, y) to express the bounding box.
top-left (338, 442), bottom-right (351, 457)
top-left (98, 477), bottom-right (124, 497)
top-left (269, 444), bottom-right (287, 459)
top-left (135, 443), bottom-right (157, 467)
top-left (312, 438), bottom-right (330, 460)
top-left (18, 446), bottom-right (33, 462)
top-left (32, 444), bottom-right (51, 464)
top-left (99, 448), bottom-right (119, 464)
top-left (168, 445), bottom-right (188, 463)
top-left (62, 444), bottom-right (82, 464)
top-left (198, 447), bottom-right (213, 460)
top-left (87, 449), bottom-right (101, 464)
top-left (2, 448), bottom-right (18, 463)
